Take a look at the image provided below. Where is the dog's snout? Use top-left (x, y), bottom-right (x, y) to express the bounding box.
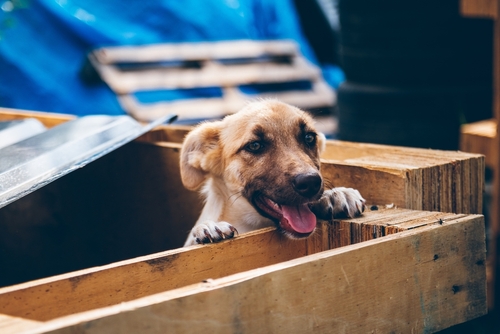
top-left (293, 173), bottom-right (322, 198)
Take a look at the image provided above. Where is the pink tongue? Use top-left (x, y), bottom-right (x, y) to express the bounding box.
top-left (281, 204), bottom-right (317, 233)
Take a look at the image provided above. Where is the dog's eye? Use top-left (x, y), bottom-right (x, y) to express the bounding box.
top-left (245, 141), bottom-right (264, 152)
top-left (304, 133), bottom-right (316, 145)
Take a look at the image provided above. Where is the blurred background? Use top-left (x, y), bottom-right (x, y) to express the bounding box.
top-left (0, 0), bottom-right (343, 126)
top-left (1, 0), bottom-right (492, 150)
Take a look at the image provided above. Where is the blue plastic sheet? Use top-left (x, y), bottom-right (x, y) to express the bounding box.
top-left (0, 0), bottom-right (340, 116)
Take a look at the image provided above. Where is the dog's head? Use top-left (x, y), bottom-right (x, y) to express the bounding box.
top-left (180, 100), bottom-right (326, 238)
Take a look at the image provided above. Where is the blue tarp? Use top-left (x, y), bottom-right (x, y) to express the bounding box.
top-left (0, 0), bottom-right (342, 117)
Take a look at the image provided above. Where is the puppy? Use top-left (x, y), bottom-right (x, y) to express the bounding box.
top-left (180, 100), bottom-right (365, 246)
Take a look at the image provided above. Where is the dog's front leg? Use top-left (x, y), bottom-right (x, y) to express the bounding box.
top-left (184, 220), bottom-right (238, 246)
top-left (309, 187), bottom-right (366, 220)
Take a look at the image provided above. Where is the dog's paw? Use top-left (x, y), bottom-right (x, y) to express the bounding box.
top-left (309, 187), bottom-right (366, 220)
top-left (186, 221), bottom-right (238, 246)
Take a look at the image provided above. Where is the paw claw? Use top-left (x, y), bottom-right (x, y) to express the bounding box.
top-left (187, 221), bottom-right (238, 245)
top-left (203, 229), bottom-right (214, 243)
top-left (229, 226), bottom-right (239, 236)
top-left (327, 206), bottom-right (333, 219)
top-left (215, 226), bottom-right (225, 239)
top-left (342, 204), bottom-right (350, 217)
top-left (310, 187), bottom-right (365, 220)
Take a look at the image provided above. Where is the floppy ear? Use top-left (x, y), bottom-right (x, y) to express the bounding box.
top-left (180, 121), bottom-right (223, 190)
top-left (317, 132), bottom-right (326, 155)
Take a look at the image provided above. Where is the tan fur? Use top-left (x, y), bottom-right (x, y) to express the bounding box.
top-left (180, 100), bottom-right (364, 246)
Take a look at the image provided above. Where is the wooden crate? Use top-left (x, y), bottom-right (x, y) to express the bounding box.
top-left (0, 109), bottom-right (487, 332)
top-left (0, 208), bottom-right (487, 333)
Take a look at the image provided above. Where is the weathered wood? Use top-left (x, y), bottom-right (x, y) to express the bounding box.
top-left (138, 126), bottom-right (485, 215)
top-left (0, 136), bottom-right (205, 287)
top-left (92, 40), bottom-right (299, 64)
top-left (461, 0), bottom-right (498, 18)
top-left (0, 227), bottom-right (305, 322)
top-left (460, 119), bottom-right (495, 168)
top-left (96, 56), bottom-right (319, 94)
top-left (16, 213), bottom-right (485, 334)
top-left (324, 143), bottom-right (485, 215)
top-left (462, 0), bottom-right (500, 312)
top-left (0, 315), bottom-right (41, 333)
top-left (0, 108), bottom-right (74, 128)
top-left (119, 80), bottom-right (334, 122)
top-left (137, 124), bottom-right (193, 143)
top-left (0, 209), bottom-right (473, 324)
top-left (491, 0), bottom-right (500, 313)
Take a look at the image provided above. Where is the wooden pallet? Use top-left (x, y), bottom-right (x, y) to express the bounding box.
top-left (87, 40), bottom-right (335, 121)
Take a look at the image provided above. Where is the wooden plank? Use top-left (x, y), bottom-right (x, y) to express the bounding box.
top-left (460, 119), bottom-right (495, 168)
top-left (0, 209), bottom-right (461, 323)
top-left (360, 209), bottom-right (434, 236)
top-left (0, 314), bottom-right (41, 333)
top-left (461, 0), bottom-right (497, 18)
top-left (91, 40), bottom-right (299, 64)
top-left (471, 154), bottom-right (485, 214)
top-left (136, 125), bottom-right (193, 144)
top-left (119, 80), bottom-right (334, 122)
top-left (0, 227), bottom-right (309, 322)
top-left (387, 212), bottom-right (468, 233)
top-left (97, 56), bottom-right (319, 94)
top-left (27, 214), bottom-right (486, 334)
top-left (0, 108), bottom-right (74, 128)
top-left (119, 91), bottom-right (245, 121)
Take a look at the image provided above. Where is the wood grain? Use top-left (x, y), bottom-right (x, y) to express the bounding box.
top-left (461, 0), bottom-right (497, 18)
top-left (92, 40), bottom-right (299, 64)
top-left (98, 57), bottom-right (319, 94)
top-left (460, 119), bottom-right (495, 168)
top-left (491, 0), bottom-right (500, 312)
top-left (0, 209), bottom-right (482, 327)
top-left (138, 126), bottom-right (485, 215)
top-left (0, 315), bottom-right (41, 333)
top-left (0, 227), bottom-right (305, 322)
top-left (24, 213), bottom-right (486, 334)
top-left (118, 80), bottom-right (334, 122)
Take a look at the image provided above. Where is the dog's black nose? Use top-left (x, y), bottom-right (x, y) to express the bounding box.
top-left (293, 173), bottom-right (322, 198)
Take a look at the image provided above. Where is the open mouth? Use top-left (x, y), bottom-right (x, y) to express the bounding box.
top-left (253, 194), bottom-right (317, 238)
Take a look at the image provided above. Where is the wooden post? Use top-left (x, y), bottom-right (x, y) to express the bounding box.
top-left (492, 0), bottom-right (500, 316)
top-left (460, 0), bottom-right (500, 314)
